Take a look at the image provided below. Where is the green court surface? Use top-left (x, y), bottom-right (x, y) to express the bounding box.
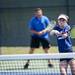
top-left (71, 27), bottom-right (75, 38)
top-left (0, 46), bottom-right (58, 54)
top-left (0, 46), bottom-right (75, 54)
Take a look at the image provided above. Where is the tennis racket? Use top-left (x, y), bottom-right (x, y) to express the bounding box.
top-left (44, 20), bottom-right (56, 31)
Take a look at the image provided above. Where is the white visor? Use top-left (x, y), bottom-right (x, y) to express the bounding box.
top-left (58, 15), bottom-right (68, 21)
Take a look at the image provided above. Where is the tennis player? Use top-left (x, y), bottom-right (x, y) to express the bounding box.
top-left (24, 8), bottom-right (53, 69)
top-left (53, 14), bottom-right (75, 75)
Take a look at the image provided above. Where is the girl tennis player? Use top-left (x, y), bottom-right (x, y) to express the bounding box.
top-left (53, 14), bottom-right (75, 75)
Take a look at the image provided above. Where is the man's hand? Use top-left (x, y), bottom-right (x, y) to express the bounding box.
top-left (37, 31), bottom-right (43, 35)
top-left (40, 30), bottom-right (46, 34)
top-left (40, 29), bottom-right (50, 34)
top-left (31, 30), bottom-right (44, 35)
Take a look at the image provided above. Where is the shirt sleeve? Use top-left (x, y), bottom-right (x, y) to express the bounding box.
top-left (53, 25), bottom-right (58, 30)
top-left (45, 17), bottom-right (50, 26)
top-left (28, 18), bottom-right (35, 30)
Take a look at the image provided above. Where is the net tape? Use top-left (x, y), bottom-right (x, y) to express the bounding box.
top-left (0, 53), bottom-right (75, 61)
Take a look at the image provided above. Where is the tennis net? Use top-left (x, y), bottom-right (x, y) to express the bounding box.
top-left (0, 53), bottom-right (75, 75)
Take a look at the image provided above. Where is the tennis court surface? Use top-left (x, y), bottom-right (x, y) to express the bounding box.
top-left (0, 53), bottom-right (75, 75)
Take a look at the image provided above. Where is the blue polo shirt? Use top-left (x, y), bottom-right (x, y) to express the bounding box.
top-left (29, 16), bottom-right (50, 39)
top-left (54, 24), bottom-right (73, 52)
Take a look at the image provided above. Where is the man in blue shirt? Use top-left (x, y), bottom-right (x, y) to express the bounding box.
top-left (52, 14), bottom-right (75, 75)
top-left (24, 8), bottom-right (53, 69)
